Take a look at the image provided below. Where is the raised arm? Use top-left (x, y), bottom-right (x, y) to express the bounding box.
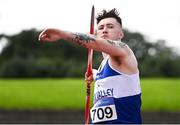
top-left (39, 28), bottom-right (130, 57)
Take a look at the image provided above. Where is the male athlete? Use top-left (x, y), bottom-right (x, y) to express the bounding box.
top-left (39, 8), bottom-right (142, 124)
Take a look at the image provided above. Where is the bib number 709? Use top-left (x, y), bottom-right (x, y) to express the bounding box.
top-left (90, 105), bottom-right (117, 123)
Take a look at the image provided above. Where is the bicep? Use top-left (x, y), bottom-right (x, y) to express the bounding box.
top-left (92, 39), bottom-right (130, 57)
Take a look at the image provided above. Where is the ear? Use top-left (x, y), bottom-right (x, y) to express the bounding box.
top-left (119, 31), bottom-right (124, 39)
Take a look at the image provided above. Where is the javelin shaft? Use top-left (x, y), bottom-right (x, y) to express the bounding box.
top-left (85, 5), bottom-right (94, 125)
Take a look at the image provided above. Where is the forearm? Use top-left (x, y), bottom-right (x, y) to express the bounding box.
top-left (54, 29), bottom-right (129, 57)
top-left (64, 31), bottom-right (129, 56)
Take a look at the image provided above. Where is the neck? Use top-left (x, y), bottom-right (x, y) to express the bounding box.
top-left (102, 52), bottom-right (108, 59)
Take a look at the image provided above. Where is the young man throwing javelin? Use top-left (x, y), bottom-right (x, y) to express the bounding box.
top-left (39, 8), bottom-right (142, 124)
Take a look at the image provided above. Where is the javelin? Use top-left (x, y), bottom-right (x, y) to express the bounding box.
top-left (85, 5), bottom-right (94, 125)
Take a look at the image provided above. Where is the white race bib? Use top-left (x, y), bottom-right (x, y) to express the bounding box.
top-left (90, 97), bottom-right (117, 123)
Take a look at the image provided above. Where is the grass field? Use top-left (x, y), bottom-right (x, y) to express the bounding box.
top-left (0, 78), bottom-right (180, 111)
top-left (141, 78), bottom-right (180, 111)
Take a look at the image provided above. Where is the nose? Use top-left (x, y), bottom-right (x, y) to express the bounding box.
top-left (102, 27), bottom-right (108, 34)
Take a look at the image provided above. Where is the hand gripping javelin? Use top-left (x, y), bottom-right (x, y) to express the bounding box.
top-left (85, 5), bottom-right (94, 125)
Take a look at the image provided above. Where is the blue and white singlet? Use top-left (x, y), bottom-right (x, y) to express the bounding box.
top-left (90, 58), bottom-right (142, 124)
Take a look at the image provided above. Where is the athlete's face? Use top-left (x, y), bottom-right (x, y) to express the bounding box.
top-left (96, 18), bottom-right (124, 41)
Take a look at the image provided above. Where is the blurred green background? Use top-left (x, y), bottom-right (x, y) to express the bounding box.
top-left (0, 29), bottom-right (180, 123)
top-left (0, 29), bottom-right (180, 78)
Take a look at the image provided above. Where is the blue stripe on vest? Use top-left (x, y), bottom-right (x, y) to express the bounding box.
top-left (113, 94), bottom-right (142, 124)
top-left (96, 60), bottom-right (121, 80)
top-left (95, 94), bottom-right (142, 124)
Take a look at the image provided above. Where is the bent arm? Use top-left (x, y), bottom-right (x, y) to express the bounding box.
top-left (39, 28), bottom-right (130, 57)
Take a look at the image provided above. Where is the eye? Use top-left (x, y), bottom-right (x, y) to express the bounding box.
top-left (107, 25), bottom-right (114, 29)
top-left (98, 26), bottom-right (103, 30)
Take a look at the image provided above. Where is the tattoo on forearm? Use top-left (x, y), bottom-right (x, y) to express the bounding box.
top-left (107, 40), bottom-right (127, 48)
top-left (107, 40), bottom-right (115, 45)
top-left (71, 33), bottom-right (95, 46)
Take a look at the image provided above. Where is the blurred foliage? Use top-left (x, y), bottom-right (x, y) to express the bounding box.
top-left (0, 28), bottom-right (180, 78)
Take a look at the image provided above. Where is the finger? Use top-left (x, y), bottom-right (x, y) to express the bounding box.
top-left (39, 33), bottom-right (44, 41)
top-left (85, 72), bottom-right (88, 77)
top-left (39, 34), bottom-right (48, 41)
top-left (86, 80), bottom-right (91, 84)
top-left (87, 77), bottom-right (92, 81)
top-left (39, 31), bottom-right (44, 40)
top-left (38, 29), bottom-right (47, 41)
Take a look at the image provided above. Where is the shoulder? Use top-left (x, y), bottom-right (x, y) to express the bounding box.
top-left (109, 51), bottom-right (139, 74)
top-left (115, 41), bottom-right (133, 57)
